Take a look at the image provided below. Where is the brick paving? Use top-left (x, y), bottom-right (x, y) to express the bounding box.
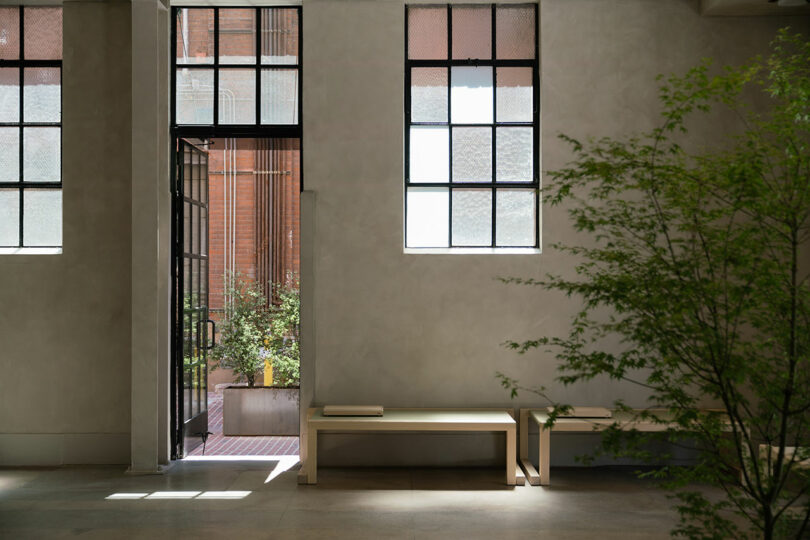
top-left (188, 392), bottom-right (299, 456)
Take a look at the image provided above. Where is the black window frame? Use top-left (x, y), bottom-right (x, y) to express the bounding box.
top-left (171, 5), bottom-right (303, 140)
top-left (0, 6), bottom-right (63, 250)
top-left (404, 3), bottom-right (540, 249)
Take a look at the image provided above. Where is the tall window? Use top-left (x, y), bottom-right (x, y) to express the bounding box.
top-left (173, 7), bottom-right (301, 130)
top-left (0, 7), bottom-right (63, 251)
top-left (405, 4), bottom-right (538, 249)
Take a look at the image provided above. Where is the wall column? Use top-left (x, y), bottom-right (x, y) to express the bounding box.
top-left (130, 0), bottom-right (170, 473)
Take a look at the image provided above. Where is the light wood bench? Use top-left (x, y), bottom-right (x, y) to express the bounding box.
top-left (519, 408), bottom-right (689, 486)
top-left (301, 408), bottom-right (521, 485)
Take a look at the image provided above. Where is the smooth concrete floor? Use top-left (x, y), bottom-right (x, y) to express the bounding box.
top-left (0, 461), bottom-right (686, 539)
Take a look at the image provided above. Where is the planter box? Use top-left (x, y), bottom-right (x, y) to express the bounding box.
top-left (222, 386), bottom-right (299, 436)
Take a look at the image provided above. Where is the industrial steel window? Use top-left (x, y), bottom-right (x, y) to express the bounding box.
top-left (405, 4), bottom-right (539, 249)
top-left (173, 7), bottom-right (301, 135)
top-left (0, 6), bottom-right (63, 252)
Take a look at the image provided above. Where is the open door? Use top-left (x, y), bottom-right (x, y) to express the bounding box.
top-left (171, 138), bottom-right (214, 458)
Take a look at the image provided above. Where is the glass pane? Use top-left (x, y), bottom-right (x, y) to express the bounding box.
top-left (0, 8), bottom-right (20, 60)
top-left (176, 68), bottom-right (213, 125)
top-left (452, 127), bottom-right (491, 183)
top-left (24, 7), bottom-right (62, 60)
top-left (219, 9), bottom-right (256, 64)
top-left (23, 189), bottom-right (61, 246)
top-left (0, 68), bottom-right (19, 122)
top-left (24, 68), bottom-right (60, 123)
top-left (452, 189), bottom-right (491, 247)
top-left (176, 8), bottom-right (214, 65)
top-left (411, 68), bottom-right (447, 123)
top-left (23, 127), bottom-right (60, 183)
top-left (261, 69), bottom-right (298, 124)
top-left (496, 127), bottom-right (532, 182)
top-left (409, 126), bottom-right (448, 183)
top-left (219, 69), bottom-right (255, 124)
top-left (452, 6), bottom-right (491, 60)
top-left (184, 201), bottom-right (191, 254)
top-left (451, 67), bottom-right (493, 124)
top-left (496, 189), bottom-right (535, 246)
top-left (0, 128), bottom-right (19, 182)
top-left (201, 208), bottom-right (207, 256)
top-left (408, 7), bottom-right (447, 60)
top-left (406, 187), bottom-right (448, 248)
top-left (496, 5), bottom-right (535, 60)
top-left (192, 203), bottom-right (200, 254)
top-left (497, 67), bottom-right (532, 123)
top-left (261, 8), bottom-right (298, 64)
top-left (0, 189), bottom-right (19, 246)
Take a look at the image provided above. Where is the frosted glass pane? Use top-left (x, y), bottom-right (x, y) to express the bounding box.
top-left (218, 69), bottom-right (255, 124)
top-left (0, 68), bottom-right (19, 122)
top-left (23, 189), bottom-right (61, 246)
top-left (452, 189), bottom-right (491, 246)
top-left (409, 127), bottom-right (449, 182)
top-left (496, 189), bottom-right (535, 246)
top-left (496, 5), bottom-right (535, 60)
top-left (411, 68), bottom-right (447, 123)
top-left (408, 7), bottom-right (447, 60)
top-left (496, 127), bottom-right (532, 182)
top-left (497, 68), bottom-right (532, 123)
top-left (451, 67), bottom-right (492, 124)
top-left (23, 128), bottom-right (59, 183)
top-left (261, 8), bottom-right (298, 64)
top-left (219, 9), bottom-right (256, 64)
top-left (407, 187), bottom-right (448, 248)
top-left (24, 68), bottom-right (60, 123)
top-left (261, 69), bottom-right (298, 124)
top-left (24, 8), bottom-right (62, 60)
top-left (0, 8), bottom-right (20, 60)
top-left (452, 127), bottom-right (491, 183)
top-left (176, 69), bottom-right (213, 125)
top-left (452, 6), bottom-right (491, 60)
top-left (0, 189), bottom-right (19, 246)
top-left (176, 9), bottom-right (214, 65)
top-left (0, 128), bottom-right (19, 182)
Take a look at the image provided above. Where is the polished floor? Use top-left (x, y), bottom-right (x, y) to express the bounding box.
top-left (0, 461), bottom-right (690, 539)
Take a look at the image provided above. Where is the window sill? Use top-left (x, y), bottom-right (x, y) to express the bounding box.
top-left (404, 247), bottom-right (541, 255)
top-left (0, 247), bottom-right (62, 255)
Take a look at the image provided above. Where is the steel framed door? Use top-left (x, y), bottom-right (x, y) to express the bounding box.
top-left (171, 138), bottom-right (214, 458)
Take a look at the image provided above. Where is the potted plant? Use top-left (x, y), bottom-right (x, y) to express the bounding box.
top-left (212, 273), bottom-right (300, 436)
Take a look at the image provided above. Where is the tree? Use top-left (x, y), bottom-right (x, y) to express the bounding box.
top-left (499, 30), bottom-right (810, 539)
top-left (211, 274), bottom-right (270, 387)
top-left (266, 276), bottom-right (300, 387)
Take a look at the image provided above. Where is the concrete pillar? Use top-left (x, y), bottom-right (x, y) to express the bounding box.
top-left (130, 0), bottom-right (170, 473)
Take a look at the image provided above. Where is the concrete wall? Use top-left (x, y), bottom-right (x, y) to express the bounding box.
top-left (0, 1), bottom-right (132, 465)
top-left (302, 0), bottom-right (807, 466)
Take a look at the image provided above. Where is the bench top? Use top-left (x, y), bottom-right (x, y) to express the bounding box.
top-left (309, 408), bottom-right (515, 431)
top-left (528, 408), bottom-right (727, 432)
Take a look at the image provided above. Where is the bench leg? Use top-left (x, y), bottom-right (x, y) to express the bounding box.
top-left (538, 424), bottom-right (550, 486)
top-left (506, 426), bottom-right (517, 485)
top-left (306, 428), bottom-right (318, 484)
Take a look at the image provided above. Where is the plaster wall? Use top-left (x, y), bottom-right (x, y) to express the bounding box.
top-left (0, 1), bottom-right (132, 465)
top-left (302, 0), bottom-right (807, 466)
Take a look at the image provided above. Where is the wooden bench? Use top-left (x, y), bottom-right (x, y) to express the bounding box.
top-left (301, 408), bottom-right (521, 485)
top-left (519, 408), bottom-right (686, 486)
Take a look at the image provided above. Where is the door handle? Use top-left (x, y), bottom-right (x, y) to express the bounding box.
top-left (204, 319), bottom-right (217, 350)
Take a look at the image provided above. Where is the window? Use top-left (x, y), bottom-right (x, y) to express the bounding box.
top-left (0, 6), bottom-right (63, 252)
top-left (173, 7), bottom-right (301, 130)
top-left (405, 4), bottom-right (538, 250)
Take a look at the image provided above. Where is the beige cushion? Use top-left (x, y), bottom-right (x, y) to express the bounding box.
top-left (323, 405), bottom-right (384, 416)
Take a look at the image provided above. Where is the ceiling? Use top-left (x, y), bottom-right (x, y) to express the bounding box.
top-left (701, 0), bottom-right (810, 15)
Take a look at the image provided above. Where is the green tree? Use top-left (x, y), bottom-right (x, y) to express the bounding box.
top-left (267, 276), bottom-right (300, 387)
top-left (499, 30), bottom-right (810, 539)
top-left (211, 274), bottom-right (269, 387)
